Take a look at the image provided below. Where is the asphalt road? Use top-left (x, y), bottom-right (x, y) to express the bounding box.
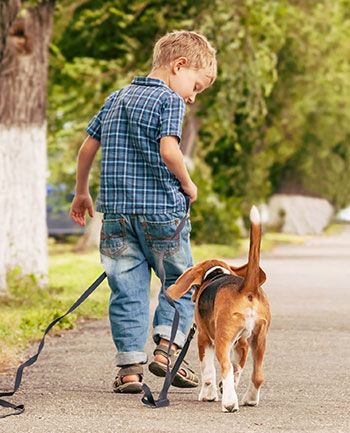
top-left (1, 226), bottom-right (350, 432)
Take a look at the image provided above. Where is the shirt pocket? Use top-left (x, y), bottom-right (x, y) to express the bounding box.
top-left (100, 218), bottom-right (127, 258)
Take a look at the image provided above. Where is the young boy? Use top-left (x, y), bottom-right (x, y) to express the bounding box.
top-left (70, 30), bottom-right (217, 393)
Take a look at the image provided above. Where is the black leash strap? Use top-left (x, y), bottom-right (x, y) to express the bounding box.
top-left (141, 323), bottom-right (196, 407)
top-left (142, 195), bottom-right (195, 408)
top-left (0, 272), bottom-right (107, 419)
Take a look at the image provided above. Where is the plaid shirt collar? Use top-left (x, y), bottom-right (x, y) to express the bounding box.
top-left (131, 76), bottom-right (169, 88)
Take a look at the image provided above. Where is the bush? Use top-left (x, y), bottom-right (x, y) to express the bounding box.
top-left (190, 166), bottom-right (241, 245)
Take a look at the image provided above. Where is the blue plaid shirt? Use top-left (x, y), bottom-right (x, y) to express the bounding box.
top-left (86, 76), bottom-right (187, 214)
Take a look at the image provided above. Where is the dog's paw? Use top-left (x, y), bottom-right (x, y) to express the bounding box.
top-left (221, 370), bottom-right (239, 412)
top-left (221, 400), bottom-right (239, 413)
top-left (241, 383), bottom-right (260, 406)
top-left (198, 383), bottom-right (219, 402)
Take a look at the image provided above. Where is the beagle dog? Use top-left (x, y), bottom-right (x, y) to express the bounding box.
top-left (167, 206), bottom-right (271, 412)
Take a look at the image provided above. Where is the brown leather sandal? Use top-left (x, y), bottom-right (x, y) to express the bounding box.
top-left (148, 344), bottom-right (198, 388)
top-left (113, 364), bottom-right (144, 394)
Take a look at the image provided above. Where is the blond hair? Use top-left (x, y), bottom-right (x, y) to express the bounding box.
top-left (152, 30), bottom-right (217, 83)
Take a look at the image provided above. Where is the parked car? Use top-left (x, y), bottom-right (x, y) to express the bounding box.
top-left (47, 184), bottom-right (84, 236)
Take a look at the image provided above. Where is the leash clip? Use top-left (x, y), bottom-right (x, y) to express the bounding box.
top-left (188, 323), bottom-right (197, 341)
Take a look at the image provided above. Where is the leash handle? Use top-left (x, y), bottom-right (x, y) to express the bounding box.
top-left (0, 272), bottom-right (107, 419)
top-left (142, 194), bottom-right (193, 408)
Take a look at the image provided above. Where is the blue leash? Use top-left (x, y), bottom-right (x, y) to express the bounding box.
top-left (0, 195), bottom-right (193, 417)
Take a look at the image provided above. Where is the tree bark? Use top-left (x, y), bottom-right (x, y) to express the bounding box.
top-left (0, 0), bottom-right (20, 63)
top-left (0, 0), bottom-right (55, 292)
top-left (182, 107), bottom-right (200, 160)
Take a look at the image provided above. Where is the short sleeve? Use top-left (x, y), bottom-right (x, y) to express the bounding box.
top-left (157, 94), bottom-right (186, 143)
top-left (86, 92), bottom-right (117, 141)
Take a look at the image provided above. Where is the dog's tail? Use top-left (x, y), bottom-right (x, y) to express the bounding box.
top-left (241, 205), bottom-right (262, 294)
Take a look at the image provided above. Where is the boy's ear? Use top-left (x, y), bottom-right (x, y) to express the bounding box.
top-left (166, 266), bottom-right (203, 300)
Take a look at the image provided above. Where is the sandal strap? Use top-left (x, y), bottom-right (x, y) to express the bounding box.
top-left (153, 344), bottom-right (176, 357)
top-left (153, 344), bottom-right (196, 377)
top-left (174, 352), bottom-right (195, 374)
top-left (118, 363), bottom-right (144, 377)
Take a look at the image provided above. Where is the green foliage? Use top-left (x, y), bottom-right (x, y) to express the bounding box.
top-left (6, 267), bottom-right (78, 335)
top-left (191, 162), bottom-right (241, 244)
top-left (264, 0), bottom-right (350, 210)
top-left (47, 0), bottom-right (350, 235)
top-left (0, 257), bottom-right (109, 366)
top-left (197, 0), bottom-right (287, 217)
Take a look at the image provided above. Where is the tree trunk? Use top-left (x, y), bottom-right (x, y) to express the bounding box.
top-left (0, 0), bottom-right (55, 292)
top-left (74, 211), bottom-right (103, 252)
top-left (0, 0), bottom-right (20, 63)
top-left (182, 107), bottom-right (200, 160)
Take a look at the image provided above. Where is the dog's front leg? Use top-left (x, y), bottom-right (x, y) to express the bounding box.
top-left (198, 334), bottom-right (218, 402)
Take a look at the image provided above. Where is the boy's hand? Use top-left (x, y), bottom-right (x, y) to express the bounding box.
top-left (69, 194), bottom-right (94, 226)
top-left (181, 180), bottom-right (198, 204)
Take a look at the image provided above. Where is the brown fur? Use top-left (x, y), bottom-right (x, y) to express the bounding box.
top-left (167, 212), bottom-right (271, 411)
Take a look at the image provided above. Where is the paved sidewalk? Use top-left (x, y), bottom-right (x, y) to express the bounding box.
top-left (1, 226), bottom-right (350, 432)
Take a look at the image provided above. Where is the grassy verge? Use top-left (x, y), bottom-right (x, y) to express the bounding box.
top-left (0, 231), bottom-right (306, 370)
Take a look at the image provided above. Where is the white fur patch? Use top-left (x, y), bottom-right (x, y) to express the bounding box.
top-left (242, 382), bottom-right (260, 406)
top-left (221, 364), bottom-right (239, 412)
top-left (198, 346), bottom-right (218, 402)
top-left (250, 205), bottom-right (261, 225)
top-left (203, 266), bottom-right (230, 281)
top-left (243, 308), bottom-right (257, 339)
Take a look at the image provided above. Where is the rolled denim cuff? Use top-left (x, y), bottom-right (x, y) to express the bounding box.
top-left (153, 325), bottom-right (186, 349)
top-left (115, 351), bottom-right (148, 367)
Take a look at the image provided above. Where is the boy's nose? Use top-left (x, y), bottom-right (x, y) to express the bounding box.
top-left (186, 95), bottom-right (196, 105)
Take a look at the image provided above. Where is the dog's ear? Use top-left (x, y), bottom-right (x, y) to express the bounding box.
top-left (166, 266), bottom-right (203, 301)
top-left (230, 264), bottom-right (267, 285)
top-left (167, 260), bottom-right (233, 301)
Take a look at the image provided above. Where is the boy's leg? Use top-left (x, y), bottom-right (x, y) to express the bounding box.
top-left (152, 222), bottom-right (196, 382)
top-left (152, 230), bottom-right (194, 348)
top-left (100, 214), bottom-right (151, 388)
top-left (136, 211), bottom-right (197, 386)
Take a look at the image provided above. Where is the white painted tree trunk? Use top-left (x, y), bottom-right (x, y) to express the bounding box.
top-left (0, 0), bottom-right (54, 294)
top-left (0, 125), bottom-right (48, 292)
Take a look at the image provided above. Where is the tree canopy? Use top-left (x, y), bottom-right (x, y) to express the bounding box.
top-left (48, 0), bottom-right (350, 242)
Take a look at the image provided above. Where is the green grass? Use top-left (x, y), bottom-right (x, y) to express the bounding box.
top-left (323, 223), bottom-right (346, 236)
top-left (0, 231), bottom-right (306, 370)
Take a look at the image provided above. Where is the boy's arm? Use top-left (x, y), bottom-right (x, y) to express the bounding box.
top-left (160, 135), bottom-right (197, 203)
top-left (70, 135), bottom-right (101, 226)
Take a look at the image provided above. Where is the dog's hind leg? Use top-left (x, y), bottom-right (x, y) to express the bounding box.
top-left (242, 320), bottom-right (268, 407)
top-left (232, 337), bottom-right (249, 388)
top-left (216, 323), bottom-right (245, 412)
top-left (218, 337), bottom-right (249, 395)
top-left (198, 331), bottom-right (218, 402)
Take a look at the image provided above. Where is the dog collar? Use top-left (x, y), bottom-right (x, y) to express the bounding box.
top-left (203, 266), bottom-right (231, 283)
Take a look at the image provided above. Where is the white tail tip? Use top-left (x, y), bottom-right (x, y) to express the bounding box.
top-left (250, 205), bottom-right (261, 225)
